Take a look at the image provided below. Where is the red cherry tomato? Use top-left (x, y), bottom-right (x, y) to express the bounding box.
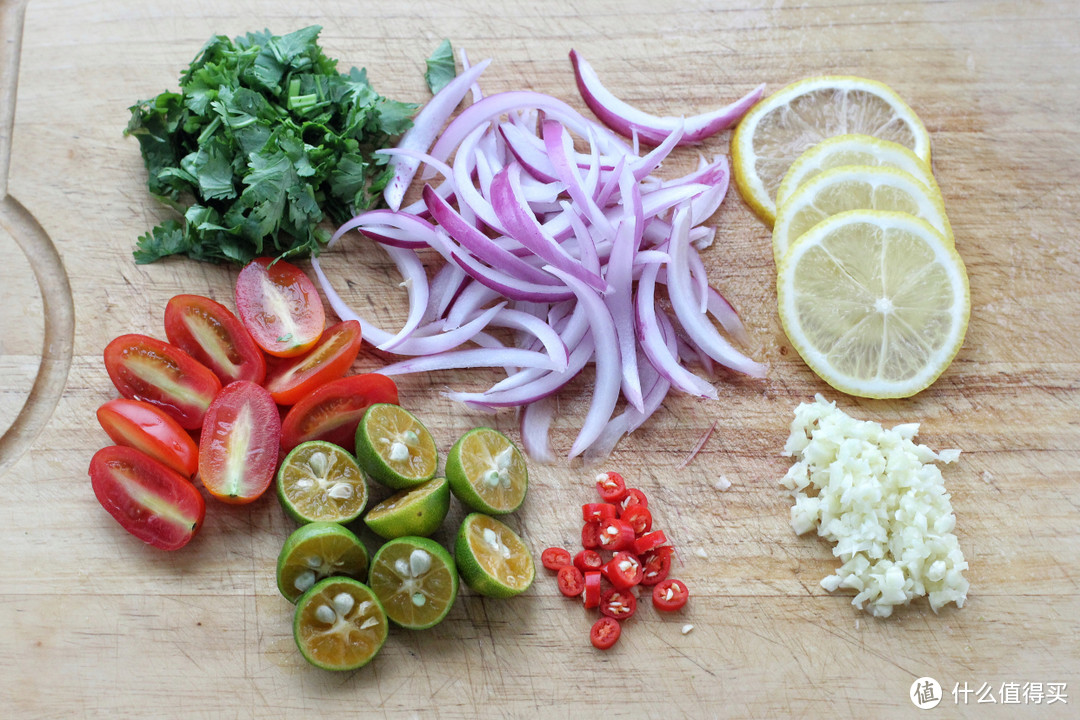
top-left (598, 518), bottom-right (635, 551)
top-left (573, 549), bottom-right (603, 574)
top-left (104, 334), bottom-right (222, 429)
top-left (595, 471), bottom-right (628, 503)
top-left (582, 502), bottom-right (619, 523)
top-left (602, 551), bottom-right (643, 590)
top-left (621, 505), bottom-right (652, 535)
top-left (583, 571), bottom-right (602, 608)
top-left (620, 488), bottom-right (648, 512)
top-left (652, 578), bottom-right (689, 612)
top-left (198, 381), bottom-right (281, 504)
top-left (641, 546), bottom-right (673, 587)
top-left (599, 588), bottom-right (637, 620)
top-left (632, 530), bottom-right (668, 556)
top-left (89, 445), bottom-right (205, 551)
top-left (164, 294), bottom-right (266, 385)
top-left (557, 565), bottom-right (585, 597)
top-left (280, 373), bottom-right (399, 451)
top-left (235, 257), bottom-right (325, 358)
top-left (541, 547), bottom-right (572, 572)
top-left (96, 398), bottom-right (199, 477)
top-left (262, 320), bottom-right (362, 405)
top-left (590, 617), bottom-right (621, 650)
top-left (581, 521), bottom-right (601, 550)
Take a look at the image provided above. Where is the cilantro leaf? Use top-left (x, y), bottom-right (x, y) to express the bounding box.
top-left (424, 39), bottom-right (456, 95)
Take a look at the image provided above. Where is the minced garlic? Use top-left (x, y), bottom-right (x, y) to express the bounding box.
top-left (780, 395), bottom-right (969, 618)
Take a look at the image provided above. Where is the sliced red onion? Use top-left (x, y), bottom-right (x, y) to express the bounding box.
top-left (329, 209), bottom-right (434, 250)
top-left (444, 280), bottom-right (502, 329)
top-left (375, 246), bottom-right (429, 352)
top-left (388, 302), bottom-right (505, 356)
top-left (570, 49), bottom-right (765, 145)
top-left (423, 262), bottom-right (469, 325)
top-left (488, 308), bottom-right (569, 371)
top-left (604, 169), bottom-right (644, 412)
top-left (499, 122), bottom-right (559, 182)
top-left (459, 47), bottom-right (484, 104)
top-left (630, 123), bottom-right (685, 180)
top-left (385, 58), bottom-right (491, 210)
top-left (311, 255), bottom-right (394, 347)
top-left (380, 345), bottom-right (562, 376)
top-left (520, 397), bottom-right (557, 464)
top-left (543, 120), bottom-right (616, 240)
top-left (666, 208), bottom-right (766, 377)
top-left (453, 123), bottom-right (506, 234)
top-left (676, 420), bottom-right (717, 469)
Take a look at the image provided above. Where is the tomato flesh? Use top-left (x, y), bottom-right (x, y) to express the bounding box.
top-left (652, 578), bottom-right (689, 612)
top-left (262, 320), bottom-right (362, 405)
top-left (582, 502), bottom-right (618, 523)
top-left (603, 551), bottom-right (643, 590)
top-left (89, 445), bottom-right (205, 550)
top-left (164, 294), bottom-right (266, 385)
top-left (595, 471), bottom-right (628, 503)
top-left (104, 334), bottom-right (222, 429)
top-left (198, 381), bottom-right (281, 504)
top-left (96, 398), bottom-right (199, 477)
top-left (541, 547), bottom-right (572, 572)
top-left (557, 565), bottom-right (585, 597)
top-left (280, 373), bottom-right (399, 451)
top-left (573, 549), bottom-right (603, 574)
top-left (599, 588), bottom-right (637, 620)
top-left (235, 257), bottom-right (325, 358)
top-left (590, 617), bottom-right (620, 650)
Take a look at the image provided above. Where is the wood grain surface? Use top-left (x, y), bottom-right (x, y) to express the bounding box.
top-left (1, 0), bottom-right (1078, 717)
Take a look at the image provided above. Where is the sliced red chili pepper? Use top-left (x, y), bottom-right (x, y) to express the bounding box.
top-left (620, 487), bottom-right (648, 512)
top-left (557, 565), bottom-right (585, 597)
top-left (632, 530), bottom-right (668, 556)
top-left (583, 571), bottom-right (602, 608)
top-left (582, 502), bottom-right (619, 523)
top-left (602, 551), bottom-right (643, 590)
top-left (621, 504), bottom-right (652, 535)
top-left (541, 547), bottom-right (572, 571)
top-left (598, 518), bottom-right (635, 551)
top-left (590, 616), bottom-right (621, 650)
top-left (652, 578), bottom-right (689, 612)
top-left (581, 521), bottom-right (601, 550)
top-left (595, 471), bottom-right (628, 503)
top-left (573, 549), bottom-right (604, 574)
top-left (599, 587), bottom-right (637, 620)
top-left (641, 547), bottom-right (673, 587)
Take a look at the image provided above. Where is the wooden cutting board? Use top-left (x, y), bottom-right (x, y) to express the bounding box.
top-left (2, 0), bottom-right (1078, 716)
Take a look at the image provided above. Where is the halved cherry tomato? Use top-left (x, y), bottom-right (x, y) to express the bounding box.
top-left (235, 257), bottom-right (325, 358)
top-left (582, 502), bottom-right (619, 523)
top-left (620, 488), bottom-right (648, 512)
top-left (581, 521), bottom-right (601, 550)
top-left (603, 551), bottom-right (643, 590)
top-left (595, 471), bottom-right (628, 503)
top-left (583, 571), bottom-right (602, 608)
top-left (557, 565), bottom-right (585, 597)
top-left (262, 320), bottom-right (362, 405)
top-left (652, 578), bottom-right (689, 612)
top-left (598, 518), bottom-right (635, 551)
top-left (164, 294), bottom-right (266, 385)
top-left (104, 334), bottom-right (222, 429)
top-left (632, 530), bottom-right (668, 556)
top-left (89, 445), bottom-right (205, 550)
top-left (541, 547), bottom-right (572, 572)
top-left (96, 398), bottom-right (198, 477)
top-left (573, 549), bottom-right (603, 574)
top-left (621, 505), bottom-right (652, 535)
top-left (280, 373), bottom-right (399, 451)
top-left (590, 617), bottom-right (620, 650)
top-left (599, 588), bottom-right (637, 620)
top-left (198, 381), bottom-right (281, 504)
top-left (641, 546), bottom-right (673, 587)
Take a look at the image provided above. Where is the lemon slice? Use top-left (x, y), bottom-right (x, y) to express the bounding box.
top-left (732, 77), bottom-right (931, 225)
top-left (455, 513), bottom-right (534, 598)
top-left (777, 210), bottom-right (969, 398)
top-left (773, 165), bottom-right (953, 264)
top-left (776, 133), bottom-right (939, 209)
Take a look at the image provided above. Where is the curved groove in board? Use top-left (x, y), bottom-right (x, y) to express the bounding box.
top-left (0, 195), bottom-right (75, 477)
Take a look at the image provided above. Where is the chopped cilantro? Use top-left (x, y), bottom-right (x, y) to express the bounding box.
top-left (424, 39), bottom-right (457, 95)
top-left (125, 26), bottom-right (419, 265)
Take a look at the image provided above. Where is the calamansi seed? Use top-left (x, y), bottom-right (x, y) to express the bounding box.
top-left (314, 604), bottom-right (336, 624)
top-left (332, 592), bottom-right (355, 615)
